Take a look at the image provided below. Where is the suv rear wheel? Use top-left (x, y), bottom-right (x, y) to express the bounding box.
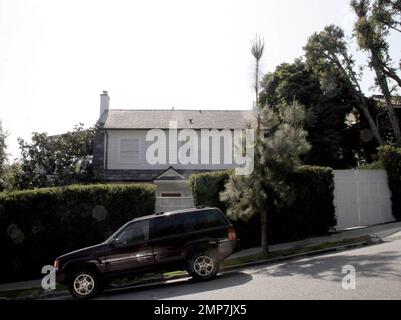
top-left (187, 252), bottom-right (219, 281)
top-left (68, 270), bottom-right (100, 300)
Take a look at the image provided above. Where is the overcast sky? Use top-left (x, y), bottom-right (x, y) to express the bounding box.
top-left (1, 0), bottom-right (400, 159)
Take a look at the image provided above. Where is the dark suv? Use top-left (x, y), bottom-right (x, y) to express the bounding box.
top-left (54, 207), bottom-right (240, 299)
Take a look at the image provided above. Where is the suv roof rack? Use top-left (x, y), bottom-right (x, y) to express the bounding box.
top-left (196, 205), bottom-right (210, 209)
top-left (155, 211), bottom-right (165, 216)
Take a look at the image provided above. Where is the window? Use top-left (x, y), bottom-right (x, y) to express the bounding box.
top-left (181, 209), bottom-right (227, 232)
top-left (114, 220), bottom-right (149, 244)
top-left (120, 139), bottom-right (140, 162)
top-left (152, 217), bottom-right (178, 239)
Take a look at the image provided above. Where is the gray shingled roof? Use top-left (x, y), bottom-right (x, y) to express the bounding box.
top-left (100, 109), bottom-right (256, 129)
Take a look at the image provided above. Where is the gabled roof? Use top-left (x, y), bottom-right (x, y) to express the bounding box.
top-left (99, 109), bottom-right (256, 130)
top-left (153, 167), bottom-right (187, 181)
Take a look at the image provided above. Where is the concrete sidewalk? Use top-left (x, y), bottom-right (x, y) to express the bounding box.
top-left (230, 221), bottom-right (401, 259)
top-left (1, 221), bottom-right (401, 294)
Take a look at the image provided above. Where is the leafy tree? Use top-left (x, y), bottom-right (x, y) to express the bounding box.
top-left (259, 59), bottom-right (358, 168)
top-left (220, 101), bottom-right (311, 254)
top-left (17, 124), bottom-right (96, 189)
top-left (371, 0), bottom-right (401, 35)
top-left (352, 0), bottom-right (401, 143)
top-left (304, 25), bottom-right (386, 145)
top-left (0, 120), bottom-right (8, 191)
top-left (1, 162), bottom-right (22, 192)
top-left (260, 59), bottom-right (322, 109)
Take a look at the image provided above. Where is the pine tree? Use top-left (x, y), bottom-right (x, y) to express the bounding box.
top-left (220, 101), bottom-right (311, 254)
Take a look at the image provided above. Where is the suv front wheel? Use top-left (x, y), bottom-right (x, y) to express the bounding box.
top-left (68, 270), bottom-right (100, 300)
top-left (187, 252), bottom-right (219, 281)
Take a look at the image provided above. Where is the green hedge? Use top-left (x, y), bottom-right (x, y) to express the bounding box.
top-left (190, 166), bottom-right (336, 247)
top-left (277, 166), bottom-right (336, 240)
top-left (0, 183), bottom-right (155, 283)
top-left (379, 146), bottom-right (401, 220)
top-left (189, 170), bottom-right (233, 211)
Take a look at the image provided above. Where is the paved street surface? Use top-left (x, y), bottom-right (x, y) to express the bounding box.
top-left (55, 237), bottom-right (401, 300)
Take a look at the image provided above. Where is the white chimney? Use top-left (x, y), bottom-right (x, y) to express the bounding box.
top-left (100, 90), bottom-right (110, 116)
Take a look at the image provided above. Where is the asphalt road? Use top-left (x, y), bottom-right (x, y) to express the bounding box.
top-left (57, 238), bottom-right (401, 300)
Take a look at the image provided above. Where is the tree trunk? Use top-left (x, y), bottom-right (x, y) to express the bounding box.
top-left (359, 99), bottom-right (386, 145)
top-left (375, 71), bottom-right (401, 144)
top-left (383, 67), bottom-right (401, 89)
top-left (261, 207), bottom-right (269, 254)
top-left (332, 56), bottom-right (385, 145)
top-left (255, 60), bottom-right (260, 107)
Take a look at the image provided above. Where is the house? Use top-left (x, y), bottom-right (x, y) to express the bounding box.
top-left (371, 95), bottom-right (401, 135)
top-left (93, 91), bottom-right (256, 212)
top-left (372, 95), bottom-right (401, 109)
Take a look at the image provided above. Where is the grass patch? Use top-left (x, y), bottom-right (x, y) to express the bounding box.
top-left (0, 285), bottom-right (67, 300)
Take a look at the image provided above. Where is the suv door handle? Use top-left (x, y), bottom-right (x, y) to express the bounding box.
top-left (208, 241), bottom-right (219, 247)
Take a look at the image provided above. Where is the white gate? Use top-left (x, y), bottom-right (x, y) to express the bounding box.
top-left (334, 170), bottom-right (394, 230)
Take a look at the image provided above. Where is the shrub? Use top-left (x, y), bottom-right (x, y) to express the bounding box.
top-left (190, 166), bottom-right (336, 247)
top-left (359, 161), bottom-right (384, 170)
top-left (0, 183), bottom-right (155, 283)
top-left (273, 166), bottom-right (336, 241)
top-left (379, 146), bottom-right (401, 220)
top-left (189, 170), bottom-right (233, 211)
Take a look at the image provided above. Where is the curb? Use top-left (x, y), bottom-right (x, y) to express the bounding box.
top-left (222, 238), bottom-right (379, 273)
top-left (1, 236), bottom-right (380, 300)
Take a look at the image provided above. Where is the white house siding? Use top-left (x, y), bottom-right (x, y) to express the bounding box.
top-left (334, 170), bottom-right (394, 230)
top-left (106, 129), bottom-right (239, 171)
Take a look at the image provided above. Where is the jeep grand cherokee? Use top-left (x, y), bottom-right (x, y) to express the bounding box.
top-left (54, 207), bottom-right (240, 299)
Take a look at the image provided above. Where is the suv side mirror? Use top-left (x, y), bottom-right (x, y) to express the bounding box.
top-left (110, 238), bottom-right (126, 247)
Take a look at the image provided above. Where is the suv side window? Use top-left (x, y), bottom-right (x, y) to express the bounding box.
top-left (152, 216), bottom-right (178, 239)
top-left (114, 220), bottom-right (150, 244)
top-left (182, 209), bottom-right (227, 232)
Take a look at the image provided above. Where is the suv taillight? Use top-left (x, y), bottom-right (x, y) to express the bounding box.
top-left (227, 227), bottom-right (237, 241)
top-left (54, 260), bottom-right (59, 270)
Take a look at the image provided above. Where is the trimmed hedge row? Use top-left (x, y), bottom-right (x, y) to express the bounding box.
top-left (379, 146), bottom-right (401, 220)
top-left (189, 170), bottom-right (233, 212)
top-left (0, 184), bottom-right (155, 283)
top-left (190, 166), bottom-right (336, 248)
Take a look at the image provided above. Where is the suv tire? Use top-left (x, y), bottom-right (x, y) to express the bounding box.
top-left (187, 251), bottom-right (219, 281)
top-left (68, 270), bottom-right (100, 300)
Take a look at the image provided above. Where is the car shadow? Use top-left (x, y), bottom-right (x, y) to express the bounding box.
top-left (247, 246), bottom-right (401, 282)
top-left (95, 271), bottom-right (253, 300)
